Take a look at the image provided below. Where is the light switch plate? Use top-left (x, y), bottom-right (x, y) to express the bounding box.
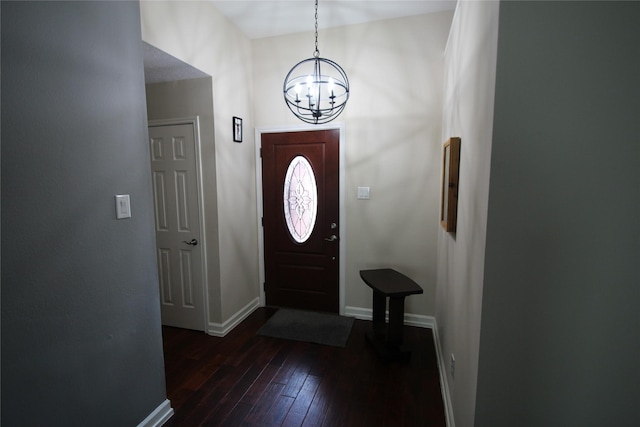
top-left (115, 195), bottom-right (131, 219)
top-left (357, 187), bottom-right (370, 200)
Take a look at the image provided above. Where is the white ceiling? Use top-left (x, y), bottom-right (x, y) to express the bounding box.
top-left (211, 0), bottom-right (457, 39)
top-left (143, 1), bottom-right (457, 83)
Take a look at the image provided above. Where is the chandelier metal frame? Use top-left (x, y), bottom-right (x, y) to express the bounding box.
top-left (283, 0), bottom-right (350, 124)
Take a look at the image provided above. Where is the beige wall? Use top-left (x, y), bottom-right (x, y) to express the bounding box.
top-left (140, 1), bottom-right (259, 322)
top-left (140, 2), bottom-right (454, 320)
top-left (437, 1), bottom-right (500, 425)
top-left (253, 11), bottom-right (454, 316)
top-left (439, 1), bottom-right (640, 425)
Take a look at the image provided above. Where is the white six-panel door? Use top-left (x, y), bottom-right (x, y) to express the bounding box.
top-left (148, 121), bottom-right (206, 331)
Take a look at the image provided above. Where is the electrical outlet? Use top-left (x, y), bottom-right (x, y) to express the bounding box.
top-left (450, 353), bottom-right (456, 379)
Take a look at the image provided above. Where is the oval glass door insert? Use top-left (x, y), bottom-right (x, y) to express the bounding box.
top-left (283, 155), bottom-right (318, 243)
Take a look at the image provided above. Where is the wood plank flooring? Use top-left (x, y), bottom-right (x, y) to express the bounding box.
top-left (161, 307), bottom-right (446, 427)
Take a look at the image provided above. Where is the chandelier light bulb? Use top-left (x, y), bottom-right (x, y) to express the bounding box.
top-left (294, 83), bottom-right (301, 102)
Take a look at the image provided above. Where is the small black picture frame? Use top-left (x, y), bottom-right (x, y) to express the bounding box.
top-left (233, 116), bottom-right (243, 142)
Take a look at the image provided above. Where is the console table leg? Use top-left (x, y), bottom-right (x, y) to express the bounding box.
top-left (360, 269), bottom-right (423, 361)
top-left (388, 296), bottom-right (406, 348)
top-left (372, 291), bottom-right (386, 337)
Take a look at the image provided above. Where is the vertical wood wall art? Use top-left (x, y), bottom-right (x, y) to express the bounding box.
top-left (440, 137), bottom-right (461, 233)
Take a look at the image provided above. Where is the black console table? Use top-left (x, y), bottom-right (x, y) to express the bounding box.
top-left (360, 268), bottom-right (423, 360)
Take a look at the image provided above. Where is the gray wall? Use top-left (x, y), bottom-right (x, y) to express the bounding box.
top-left (476, 1), bottom-right (640, 425)
top-left (1, 2), bottom-right (168, 425)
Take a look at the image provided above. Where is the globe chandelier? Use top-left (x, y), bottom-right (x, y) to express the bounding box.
top-left (283, 0), bottom-right (350, 124)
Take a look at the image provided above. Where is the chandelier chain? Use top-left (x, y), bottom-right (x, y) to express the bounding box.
top-left (314, 0), bottom-right (319, 57)
top-left (283, 0), bottom-right (349, 124)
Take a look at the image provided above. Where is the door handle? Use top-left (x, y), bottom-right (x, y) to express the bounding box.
top-left (324, 234), bottom-right (339, 242)
top-left (182, 238), bottom-right (198, 246)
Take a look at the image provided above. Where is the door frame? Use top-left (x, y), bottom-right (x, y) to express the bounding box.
top-left (255, 123), bottom-right (346, 315)
top-left (148, 116), bottom-right (210, 331)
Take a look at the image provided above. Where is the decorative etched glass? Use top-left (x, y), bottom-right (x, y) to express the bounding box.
top-left (283, 156), bottom-right (318, 243)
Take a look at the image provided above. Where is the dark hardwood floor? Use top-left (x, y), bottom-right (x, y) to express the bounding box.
top-left (161, 307), bottom-right (446, 427)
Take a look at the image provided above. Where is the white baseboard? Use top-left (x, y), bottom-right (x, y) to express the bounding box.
top-left (344, 305), bottom-right (435, 328)
top-left (207, 297), bottom-right (260, 337)
top-left (431, 317), bottom-right (455, 427)
top-left (344, 305), bottom-right (454, 427)
top-left (137, 399), bottom-right (173, 427)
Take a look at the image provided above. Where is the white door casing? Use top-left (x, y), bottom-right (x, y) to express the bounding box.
top-left (149, 118), bottom-right (208, 331)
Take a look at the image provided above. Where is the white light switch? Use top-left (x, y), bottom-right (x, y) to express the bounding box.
top-left (357, 186), bottom-right (370, 200)
top-left (115, 195), bottom-right (131, 219)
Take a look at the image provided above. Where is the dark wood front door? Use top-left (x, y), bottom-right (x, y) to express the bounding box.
top-left (261, 130), bottom-right (339, 313)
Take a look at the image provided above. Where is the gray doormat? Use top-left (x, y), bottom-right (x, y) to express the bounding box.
top-left (257, 309), bottom-right (355, 348)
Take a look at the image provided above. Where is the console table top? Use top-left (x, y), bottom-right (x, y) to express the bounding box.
top-left (359, 268), bottom-right (423, 297)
